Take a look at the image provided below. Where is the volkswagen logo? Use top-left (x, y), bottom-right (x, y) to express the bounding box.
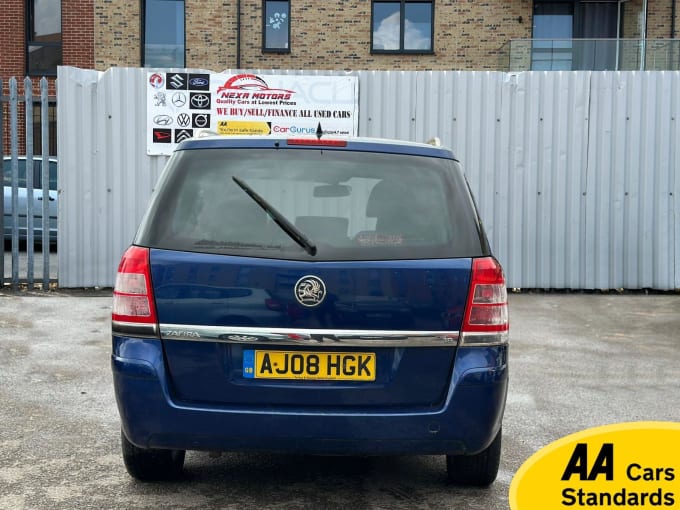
top-left (153, 114), bottom-right (173, 126)
top-left (294, 276), bottom-right (326, 307)
top-left (190, 93), bottom-right (210, 109)
top-left (172, 92), bottom-right (187, 107)
top-left (177, 113), bottom-right (191, 127)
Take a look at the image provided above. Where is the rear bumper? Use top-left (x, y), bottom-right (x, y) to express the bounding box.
top-left (112, 336), bottom-right (508, 456)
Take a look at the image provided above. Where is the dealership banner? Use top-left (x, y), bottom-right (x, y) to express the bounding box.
top-left (146, 72), bottom-right (359, 155)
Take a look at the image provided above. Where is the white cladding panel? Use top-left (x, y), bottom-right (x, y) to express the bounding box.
top-left (57, 67), bottom-right (679, 289)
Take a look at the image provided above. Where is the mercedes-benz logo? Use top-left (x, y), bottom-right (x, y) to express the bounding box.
top-left (294, 276), bottom-right (326, 307)
top-left (172, 92), bottom-right (187, 107)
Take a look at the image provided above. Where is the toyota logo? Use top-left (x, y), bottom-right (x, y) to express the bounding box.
top-left (153, 114), bottom-right (173, 126)
top-left (294, 276), bottom-right (326, 307)
top-left (190, 93), bottom-right (210, 109)
top-left (172, 92), bottom-right (187, 108)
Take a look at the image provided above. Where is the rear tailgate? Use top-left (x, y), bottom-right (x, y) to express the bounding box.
top-left (151, 249), bottom-right (472, 409)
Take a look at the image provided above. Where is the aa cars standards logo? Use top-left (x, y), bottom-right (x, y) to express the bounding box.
top-left (294, 276), bottom-right (326, 307)
top-left (509, 422), bottom-right (680, 509)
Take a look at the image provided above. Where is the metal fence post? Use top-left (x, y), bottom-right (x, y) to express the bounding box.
top-left (0, 77), bottom-right (4, 288)
top-left (9, 78), bottom-right (19, 290)
top-left (25, 77), bottom-right (34, 290)
top-left (41, 77), bottom-right (50, 288)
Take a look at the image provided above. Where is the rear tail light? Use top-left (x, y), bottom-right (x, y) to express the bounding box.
top-left (112, 246), bottom-right (157, 325)
top-left (461, 257), bottom-right (509, 346)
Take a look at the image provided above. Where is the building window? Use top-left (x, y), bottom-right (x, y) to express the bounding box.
top-left (371, 1), bottom-right (433, 53)
top-left (26, 0), bottom-right (62, 76)
top-left (32, 102), bottom-right (58, 156)
top-left (263, 1), bottom-right (290, 52)
top-left (143, 0), bottom-right (185, 67)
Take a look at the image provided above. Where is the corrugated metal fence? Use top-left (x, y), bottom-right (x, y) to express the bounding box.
top-left (1, 77), bottom-right (56, 290)
top-left (57, 67), bottom-right (680, 290)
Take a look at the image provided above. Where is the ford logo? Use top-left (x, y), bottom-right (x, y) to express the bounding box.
top-left (294, 276), bottom-right (326, 307)
top-left (189, 77), bottom-right (209, 87)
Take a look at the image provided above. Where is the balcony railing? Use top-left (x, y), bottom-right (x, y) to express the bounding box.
top-left (500, 39), bottom-right (680, 71)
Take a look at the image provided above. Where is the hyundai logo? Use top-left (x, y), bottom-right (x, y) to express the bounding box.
top-left (294, 276), bottom-right (326, 307)
top-left (189, 77), bottom-right (209, 87)
top-left (153, 114), bottom-right (173, 126)
top-left (190, 93), bottom-right (210, 109)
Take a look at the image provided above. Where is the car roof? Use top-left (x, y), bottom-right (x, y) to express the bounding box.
top-left (176, 135), bottom-right (457, 160)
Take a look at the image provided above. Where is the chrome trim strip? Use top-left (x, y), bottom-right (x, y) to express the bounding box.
top-left (158, 324), bottom-right (459, 347)
top-left (112, 321), bottom-right (160, 339)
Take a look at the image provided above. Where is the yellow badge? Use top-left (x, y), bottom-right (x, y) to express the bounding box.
top-left (510, 422), bottom-right (680, 509)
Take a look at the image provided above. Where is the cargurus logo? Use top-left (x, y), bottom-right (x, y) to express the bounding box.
top-left (290, 126), bottom-right (316, 134)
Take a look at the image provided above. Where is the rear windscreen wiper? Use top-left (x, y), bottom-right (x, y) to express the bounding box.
top-left (232, 176), bottom-right (317, 256)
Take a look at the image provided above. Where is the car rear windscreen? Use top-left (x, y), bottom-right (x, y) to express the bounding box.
top-left (135, 148), bottom-right (488, 261)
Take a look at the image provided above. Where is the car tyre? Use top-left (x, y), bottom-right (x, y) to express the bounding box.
top-left (121, 430), bottom-right (186, 481)
top-left (446, 428), bottom-right (501, 486)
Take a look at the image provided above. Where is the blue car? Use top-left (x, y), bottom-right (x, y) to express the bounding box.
top-left (112, 135), bottom-right (509, 485)
top-left (3, 156), bottom-right (58, 244)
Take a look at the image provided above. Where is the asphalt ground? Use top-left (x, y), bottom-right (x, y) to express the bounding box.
top-left (2, 246), bottom-right (58, 284)
top-left (0, 290), bottom-right (678, 509)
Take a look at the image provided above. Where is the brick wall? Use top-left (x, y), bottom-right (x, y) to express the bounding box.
top-left (95, 0), bottom-right (534, 72)
top-left (1, 1), bottom-right (93, 155)
top-left (94, 0), bottom-right (140, 69)
top-left (93, 1), bottom-right (680, 73)
top-left (63, 0), bottom-right (95, 68)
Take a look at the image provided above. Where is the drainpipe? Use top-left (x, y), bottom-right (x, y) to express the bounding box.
top-left (672, 0), bottom-right (676, 38)
top-left (236, 0), bottom-right (242, 69)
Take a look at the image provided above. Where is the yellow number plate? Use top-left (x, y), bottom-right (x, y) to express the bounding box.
top-left (243, 350), bottom-right (376, 381)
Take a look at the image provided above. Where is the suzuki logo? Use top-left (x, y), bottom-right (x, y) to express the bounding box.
top-left (168, 73), bottom-right (186, 89)
top-left (294, 276), bottom-right (326, 307)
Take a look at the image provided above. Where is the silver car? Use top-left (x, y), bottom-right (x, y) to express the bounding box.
top-left (2, 156), bottom-right (58, 245)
